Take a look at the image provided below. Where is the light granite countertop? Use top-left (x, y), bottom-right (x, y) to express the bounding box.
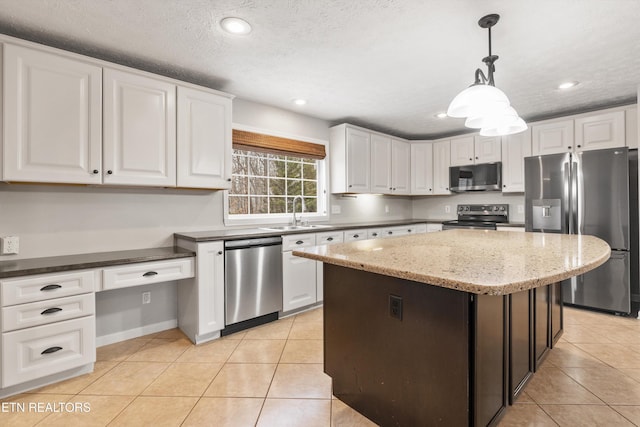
top-left (293, 229), bottom-right (610, 295)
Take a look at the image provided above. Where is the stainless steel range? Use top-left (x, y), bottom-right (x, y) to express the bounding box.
top-left (442, 204), bottom-right (509, 230)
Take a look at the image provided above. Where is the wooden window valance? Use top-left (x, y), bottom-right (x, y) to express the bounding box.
top-left (232, 129), bottom-right (326, 160)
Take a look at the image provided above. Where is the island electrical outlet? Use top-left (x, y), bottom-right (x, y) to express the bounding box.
top-left (389, 294), bottom-right (403, 320)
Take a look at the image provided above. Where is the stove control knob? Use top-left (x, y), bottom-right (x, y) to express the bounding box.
top-left (493, 206), bottom-right (499, 211)
top-left (458, 206), bottom-right (464, 211)
top-left (500, 206), bottom-right (505, 211)
top-left (464, 206), bottom-right (470, 211)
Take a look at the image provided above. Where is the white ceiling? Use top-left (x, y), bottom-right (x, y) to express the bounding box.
top-left (0, 0), bottom-right (638, 139)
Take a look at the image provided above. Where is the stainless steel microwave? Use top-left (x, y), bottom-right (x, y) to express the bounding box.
top-left (449, 162), bottom-right (502, 192)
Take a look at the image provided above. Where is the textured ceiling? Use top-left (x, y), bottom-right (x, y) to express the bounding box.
top-left (0, 0), bottom-right (638, 139)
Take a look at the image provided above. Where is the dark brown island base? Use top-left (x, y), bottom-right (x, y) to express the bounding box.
top-left (294, 230), bottom-right (611, 427)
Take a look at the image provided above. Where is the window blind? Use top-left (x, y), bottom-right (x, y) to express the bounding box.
top-left (232, 129), bottom-right (326, 160)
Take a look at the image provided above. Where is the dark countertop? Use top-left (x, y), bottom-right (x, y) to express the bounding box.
top-left (174, 219), bottom-right (445, 242)
top-left (0, 247), bottom-right (195, 279)
top-left (496, 222), bottom-right (525, 227)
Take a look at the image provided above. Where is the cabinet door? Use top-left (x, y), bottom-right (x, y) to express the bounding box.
top-left (502, 129), bottom-right (531, 193)
top-left (282, 251), bottom-right (317, 312)
top-left (432, 140), bottom-right (451, 195)
top-left (410, 141), bottom-right (433, 195)
top-left (103, 68), bottom-right (176, 186)
top-left (391, 139), bottom-right (410, 194)
top-left (196, 241), bottom-right (225, 336)
top-left (449, 136), bottom-right (475, 166)
top-left (177, 86), bottom-right (232, 188)
top-left (3, 44), bottom-right (102, 184)
top-left (575, 111), bottom-right (625, 152)
top-left (345, 128), bottom-right (370, 192)
top-left (532, 120), bottom-right (574, 155)
top-left (370, 134), bottom-right (392, 193)
top-left (474, 135), bottom-right (502, 163)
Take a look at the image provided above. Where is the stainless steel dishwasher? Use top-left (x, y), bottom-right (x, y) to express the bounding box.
top-left (224, 236), bottom-right (283, 329)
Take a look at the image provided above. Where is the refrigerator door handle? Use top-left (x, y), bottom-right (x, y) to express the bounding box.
top-left (563, 161), bottom-right (571, 234)
top-left (571, 160), bottom-right (581, 235)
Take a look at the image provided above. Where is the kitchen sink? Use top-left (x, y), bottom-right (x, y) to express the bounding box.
top-left (260, 224), bottom-right (331, 231)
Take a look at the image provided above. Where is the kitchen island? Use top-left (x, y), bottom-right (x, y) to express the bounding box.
top-left (294, 229), bottom-right (610, 427)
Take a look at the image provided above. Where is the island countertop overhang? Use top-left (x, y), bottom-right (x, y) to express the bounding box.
top-left (293, 229), bottom-right (611, 295)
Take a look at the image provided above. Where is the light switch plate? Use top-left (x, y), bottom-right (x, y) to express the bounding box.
top-left (331, 204), bottom-right (341, 214)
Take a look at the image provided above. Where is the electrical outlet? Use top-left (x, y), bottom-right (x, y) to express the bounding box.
top-left (517, 205), bottom-right (524, 214)
top-left (142, 292), bottom-right (151, 304)
top-left (331, 204), bottom-right (341, 214)
top-left (444, 205), bottom-right (451, 214)
top-left (1, 236), bottom-right (19, 255)
top-left (385, 205), bottom-right (390, 213)
top-left (389, 294), bottom-right (403, 321)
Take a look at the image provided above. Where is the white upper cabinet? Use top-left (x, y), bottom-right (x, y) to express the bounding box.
top-left (450, 135), bottom-right (500, 166)
top-left (330, 125), bottom-right (371, 193)
top-left (432, 140), bottom-right (451, 195)
top-left (370, 133), bottom-right (392, 193)
top-left (410, 141), bottom-right (433, 195)
top-left (449, 136), bottom-right (475, 166)
top-left (501, 128), bottom-right (532, 193)
top-left (103, 68), bottom-right (176, 186)
top-left (532, 119), bottom-right (574, 155)
top-left (176, 86), bottom-right (232, 189)
top-left (3, 44), bottom-right (102, 184)
top-left (391, 139), bottom-right (410, 194)
top-left (474, 135), bottom-right (502, 163)
top-left (574, 111), bottom-right (625, 152)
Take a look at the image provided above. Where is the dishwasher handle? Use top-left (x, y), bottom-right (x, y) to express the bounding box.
top-left (225, 236), bottom-right (283, 250)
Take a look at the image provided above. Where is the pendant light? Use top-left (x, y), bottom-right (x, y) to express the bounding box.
top-left (447, 14), bottom-right (526, 136)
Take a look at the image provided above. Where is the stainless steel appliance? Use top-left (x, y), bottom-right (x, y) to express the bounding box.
top-left (224, 236), bottom-right (283, 329)
top-left (449, 162), bottom-right (502, 192)
top-left (524, 148), bottom-right (638, 314)
top-left (442, 204), bottom-right (509, 230)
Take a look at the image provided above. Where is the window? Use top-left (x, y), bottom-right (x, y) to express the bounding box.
top-left (225, 129), bottom-right (327, 223)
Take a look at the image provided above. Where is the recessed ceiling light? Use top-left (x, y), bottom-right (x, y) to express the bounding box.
top-left (220, 17), bottom-right (252, 35)
top-left (435, 112), bottom-right (448, 119)
top-left (558, 81), bottom-right (579, 90)
top-left (292, 99), bottom-right (307, 106)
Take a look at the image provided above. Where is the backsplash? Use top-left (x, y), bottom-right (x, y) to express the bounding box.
top-left (412, 192), bottom-right (526, 223)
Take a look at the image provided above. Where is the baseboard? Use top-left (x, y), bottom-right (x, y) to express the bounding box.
top-left (96, 319), bottom-right (178, 347)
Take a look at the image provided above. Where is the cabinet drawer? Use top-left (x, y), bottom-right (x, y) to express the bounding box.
top-left (2, 293), bottom-right (95, 332)
top-left (1, 270), bottom-right (95, 307)
top-left (344, 229), bottom-right (368, 242)
top-left (367, 228), bottom-right (385, 239)
top-left (392, 224), bottom-right (427, 235)
top-left (282, 233), bottom-right (316, 251)
top-left (316, 231), bottom-right (344, 245)
top-left (102, 258), bottom-right (194, 291)
top-left (2, 316), bottom-right (95, 387)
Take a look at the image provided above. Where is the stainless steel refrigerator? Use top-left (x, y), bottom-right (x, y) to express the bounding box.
top-left (524, 147), bottom-right (638, 314)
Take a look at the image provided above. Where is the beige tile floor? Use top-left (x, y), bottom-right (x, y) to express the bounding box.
top-left (1, 306), bottom-right (640, 426)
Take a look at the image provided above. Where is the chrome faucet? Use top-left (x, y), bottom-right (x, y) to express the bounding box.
top-left (292, 195), bottom-right (305, 226)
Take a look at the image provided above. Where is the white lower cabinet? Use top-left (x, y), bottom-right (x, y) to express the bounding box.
top-left (426, 224), bottom-right (443, 232)
top-left (2, 316), bottom-right (95, 388)
top-left (1, 269), bottom-right (96, 389)
top-left (175, 240), bottom-right (225, 344)
top-left (282, 234), bottom-right (317, 312)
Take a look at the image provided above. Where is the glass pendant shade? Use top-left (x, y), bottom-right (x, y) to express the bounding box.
top-left (465, 105), bottom-right (519, 129)
top-left (479, 118), bottom-right (528, 136)
top-left (447, 84), bottom-right (510, 118)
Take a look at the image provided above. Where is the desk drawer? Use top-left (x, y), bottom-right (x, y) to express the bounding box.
top-left (2, 316), bottom-right (95, 387)
top-left (2, 293), bottom-right (95, 332)
top-left (102, 258), bottom-right (194, 291)
top-left (1, 270), bottom-right (95, 307)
